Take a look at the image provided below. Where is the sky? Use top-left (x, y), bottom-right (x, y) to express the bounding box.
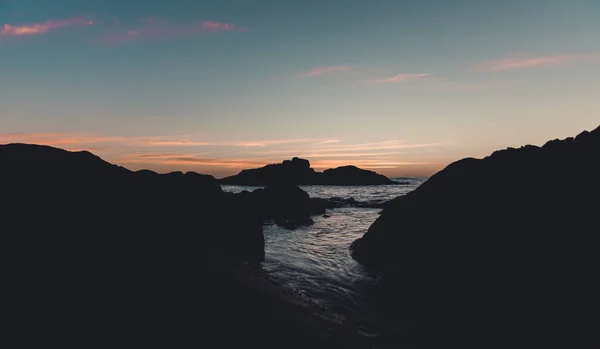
top-left (1, 0), bottom-right (599, 178)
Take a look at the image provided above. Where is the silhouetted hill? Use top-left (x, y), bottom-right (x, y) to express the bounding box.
top-left (1, 143), bottom-right (130, 177)
top-left (351, 125), bottom-right (600, 348)
top-left (221, 158), bottom-right (396, 186)
top-left (1, 144), bottom-right (373, 348)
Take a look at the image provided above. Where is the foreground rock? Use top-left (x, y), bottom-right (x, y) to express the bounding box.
top-left (234, 182), bottom-right (328, 229)
top-left (1, 144), bottom-right (378, 348)
top-left (1, 143), bottom-right (264, 262)
top-left (351, 126), bottom-right (600, 347)
top-left (221, 157), bottom-right (397, 186)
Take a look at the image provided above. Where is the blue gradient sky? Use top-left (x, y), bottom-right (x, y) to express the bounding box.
top-left (1, 0), bottom-right (599, 177)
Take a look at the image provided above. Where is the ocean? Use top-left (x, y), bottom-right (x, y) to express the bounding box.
top-left (222, 177), bottom-right (426, 336)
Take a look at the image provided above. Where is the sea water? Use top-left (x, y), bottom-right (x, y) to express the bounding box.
top-left (222, 178), bottom-right (425, 334)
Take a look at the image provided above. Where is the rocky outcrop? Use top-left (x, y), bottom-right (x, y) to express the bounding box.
top-left (221, 158), bottom-right (397, 186)
top-left (0, 143), bottom-right (264, 263)
top-left (234, 182), bottom-right (328, 229)
top-left (1, 143), bottom-right (380, 348)
top-left (351, 126), bottom-right (600, 347)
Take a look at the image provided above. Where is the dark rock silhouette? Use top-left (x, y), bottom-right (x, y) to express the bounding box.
top-left (221, 157), bottom-right (316, 185)
top-left (1, 144), bottom-right (374, 348)
top-left (234, 182), bottom-right (327, 229)
top-left (274, 217), bottom-right (315, 230)
top-left (221, 158), bottom-right (397, 186)
top-left (351, 126), bottom-right (600, 348)
top-left (1, 143), bottom-right (263, 262)
top-left (316, 165), bottom-right (395, 185)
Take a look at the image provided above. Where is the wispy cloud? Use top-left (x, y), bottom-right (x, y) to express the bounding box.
top-left (0, 133), bottom-right (334, 150)
top-left (1, 16), bottom-right (94, 37)
top-left (0, 133), bottom-right (209, 149)
top-left (299, 65), bottom-right (351, 78)
top-left (145, 140), bottom-right (209, 147)
top-left (311, 160), bottom-right (430, 169)
top-left (232, 139), bottom-right (312, 147)
top-left (0, 133), bottom-right (125, 146)
top-left (120, 153), bottom-right (268, 168)
top-left (101, 17), bottom-right (246, 43)
top-left (133, 153), bottom-right (204, 159)
top-left (297, 152), bottom-right (393, 158)
top-left (366, 73), bottom-right (430, 85)
top-left (317, 139), bottom-right (341, 144)
top-left (320, 140), bottom-right (446, 152)
top-left (474, 53), bottom-right (600, 72)
top-left (255, 140), bottom-right (447, 154)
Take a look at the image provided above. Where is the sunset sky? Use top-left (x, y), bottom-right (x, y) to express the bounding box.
top-left (1, 0), bottom-right (599, 177)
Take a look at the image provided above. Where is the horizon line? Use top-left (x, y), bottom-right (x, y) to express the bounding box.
top-left (0, 141), bottom-right (439, 178)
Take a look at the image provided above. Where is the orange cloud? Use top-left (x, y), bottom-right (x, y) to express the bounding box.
top-left (298, 152), bottom-right (394, 158)
top-left (132, 153), bottom-right (204, 159)
top-left (145, 140), bottom-right (209, 146)
top-left (1, 17), bottom-right (94, 37)
top-left (119, 153), bottom-right (268, 168)
top-left (255, 140), bottom-right (447, 154)
top-left (474, 53), bottom-right (600, 72)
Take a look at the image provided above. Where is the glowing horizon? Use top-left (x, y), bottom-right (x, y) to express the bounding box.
top-left (2, 1), bottom-right (599, 178)
top-left (0, 132), bottom-right (450, 177)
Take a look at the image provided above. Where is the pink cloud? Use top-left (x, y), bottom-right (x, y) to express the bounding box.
top-left (474, 53), bottom-right (600, 72)
top-left (200, 21), bottom-right (239, 31)
top-left (102, 18), bottom-right (247, 43)
top-left (317, 139), bottom-right (341, 144)
top-left (145, 140), bottom-right (209, 147)
top-left (119, 153), bottom-right (268, 168)
top-left (367, 73), bottom-right (430, 85)
top-left (0, 16), bottom-right (94, 37)
top-left (299, 66), bottom-right (351, 78)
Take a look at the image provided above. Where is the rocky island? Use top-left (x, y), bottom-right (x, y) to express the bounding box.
top-left (220, 157), bottom-right (398, 186)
